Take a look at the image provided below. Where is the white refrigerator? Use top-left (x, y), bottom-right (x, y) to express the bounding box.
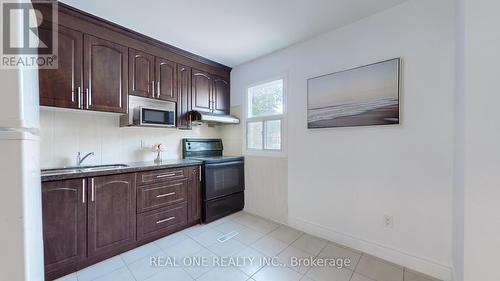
top-left (0, 27), bottom-right (45, 281)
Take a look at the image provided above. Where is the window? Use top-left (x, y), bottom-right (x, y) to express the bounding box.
top-left (246, 79), bottom-right (285, 153)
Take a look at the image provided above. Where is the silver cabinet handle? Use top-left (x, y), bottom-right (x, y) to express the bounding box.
top-left (91, 178), bottom-right (95, 202)
top-left (199, 166), bottom-right (201, 182)
top-left (82, 179), bottom-right (86, 203)
top-left (77, 86), bottom-right (81, 109)
top-left (156, 217), bottom-right (175, 224)
top-left (157, 173), bottom-right (176, 178)
top-left (151, 81), bottom-right (155, 98)
top-left (156, 192), bottom-right (175, 198)
top-left (86, 88), bottom-right (90, 109)
top-left (157, 81), bottom-right (160, 99)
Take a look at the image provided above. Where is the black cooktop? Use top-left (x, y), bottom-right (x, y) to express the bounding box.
top-left (182, 139), bottom-right (243, 163)
top-left (187, 155), bottom-right (244, 164)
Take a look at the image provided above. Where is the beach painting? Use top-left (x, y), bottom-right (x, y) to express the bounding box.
top-left (307, 58), bottom-right (400, 128)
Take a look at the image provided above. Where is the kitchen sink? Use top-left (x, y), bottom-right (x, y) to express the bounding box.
top-left (41, 164), bottom-right (130, 176)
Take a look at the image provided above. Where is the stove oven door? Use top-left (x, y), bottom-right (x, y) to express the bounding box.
top-left (203, 161), bottom-right (244, 200)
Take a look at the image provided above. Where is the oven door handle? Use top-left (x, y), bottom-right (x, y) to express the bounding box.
top-left (205, 161), bottom-right (244, 167)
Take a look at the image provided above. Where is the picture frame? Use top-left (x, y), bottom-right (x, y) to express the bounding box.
top-left (307, 58), bottom-right (401, 129)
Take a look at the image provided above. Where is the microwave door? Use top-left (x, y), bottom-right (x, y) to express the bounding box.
top-left (139, 108), bottom-right (175, 127)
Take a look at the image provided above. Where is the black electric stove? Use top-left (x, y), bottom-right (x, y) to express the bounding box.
top-left (182, 139), bottom-right (245, 223)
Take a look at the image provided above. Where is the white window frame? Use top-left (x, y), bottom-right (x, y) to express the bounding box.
top-left (243, 76), bottom-right (287, 157)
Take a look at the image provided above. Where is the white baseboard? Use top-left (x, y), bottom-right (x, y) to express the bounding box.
top-left (243, 208), bottom-right (288, 225)
top-left (287, 216), bottom-right (452, 281)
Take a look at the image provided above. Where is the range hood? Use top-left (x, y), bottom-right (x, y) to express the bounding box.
top-left (190, 111), bottom-right (240, 125)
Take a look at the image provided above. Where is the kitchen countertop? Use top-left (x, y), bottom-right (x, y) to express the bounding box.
top-left (41, 159), bottom-right (203, 182)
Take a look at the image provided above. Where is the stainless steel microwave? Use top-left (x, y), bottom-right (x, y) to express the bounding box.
top-left (133, 106), bottom-right (176, 127)
top-left (120, 96), bottom-right (176, 128)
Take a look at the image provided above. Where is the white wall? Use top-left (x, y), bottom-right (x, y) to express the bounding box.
top-left (457, 0), bottom-right (500, 280)
top-left (243, 156), bottom-right (288, 223)
top-left (452, 0), bottom-right (465, 280)
top-left (40, 109), bottom-right (221, 168)
top-left (231, 0), bottom-right (454, 279)
top-left (219, 104), bottom-right (289, 223)
top-left (220, 106), bottom-right (244, 156)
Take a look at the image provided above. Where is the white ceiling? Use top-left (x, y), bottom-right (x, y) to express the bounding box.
top-left (60, 0), bottom-right (406, 67)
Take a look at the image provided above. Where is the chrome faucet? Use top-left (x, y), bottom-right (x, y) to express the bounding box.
top-left (76, 152), bottom-right (94, 167)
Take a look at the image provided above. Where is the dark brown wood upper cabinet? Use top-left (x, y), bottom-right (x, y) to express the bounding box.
top-left (39, 25), bottom-right (83, 109)
top-left (83, 34), bottom-right (128, 114)
top-left (42, 179), bottom-right (86, 279)
top-left (37, 3), bottom-right (231, 121)
top-left (191, 69), bottom-right (213, 112)
top-left (156, 57), bottom-right (177, 102)
top-left (213, 76), bottom-right (230, 114)
top-left (129, 52), bottom-right (177, 102)
top-left (129, 48), bottom-right (155, 99)
top-left (87, 173), bottom-right (136, 258)
top-left (191, 69), bottom-right (230, 115)
top-left (177, 65), bottom-right (192, 129)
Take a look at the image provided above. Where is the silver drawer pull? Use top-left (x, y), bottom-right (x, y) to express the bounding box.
top-left (156, 216), bottom-right (175, 224)
top-left (156, 173), bottom-right (176, 178)
top-left (82, 179), bottom-right (86, 203)
top-left (91, 178), bottom-right (95, 202)
top-left (77, 87), bottom-right (82, 109)
top-left (156, 192), bottom-right (175, 198)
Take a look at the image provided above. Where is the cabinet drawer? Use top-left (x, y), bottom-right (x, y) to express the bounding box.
top-left (137, 203), bottom-right (187, 241)
top-left (137, 179), bottom-right (187, 213)
top-left (138, 168), bottom-right (186, 185)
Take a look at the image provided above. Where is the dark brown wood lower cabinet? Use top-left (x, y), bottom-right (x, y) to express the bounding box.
top-left (42, 166), bottom-right (202, 280)
top-left (87, 173), bottom-right (136, 258)
top-left (187, 166), bottom-right (202, 224)
top-left (42, 179), bottom-right (86, 280)
top-left (137, 179), bottom-right (188, 213)
top-left (137, 202), bottom-right (188, 241)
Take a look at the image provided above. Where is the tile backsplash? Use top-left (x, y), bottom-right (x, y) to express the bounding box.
top-left (40, 108), bottom-right (222, 169)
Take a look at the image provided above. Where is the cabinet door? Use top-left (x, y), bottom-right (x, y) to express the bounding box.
top-left (129, 48), bottom-right (155, 99)
top-left (156, 57), bottom-right (177, 102)
top-left (177, 65), bottom-right (192, 129)
top-left (212, 76), bottom-right (230, 114)
top-left (87, 173), bottom-right (136, 258)
top-left (39, 25), bottom-right (83, 109)
top-left (42, 179), bottom-right (86, 277)
top-left (187, 166), bottom-right (202, 224)
top-left (83, 34), bottom-right (128, 113)
top-left (191, 69), bottom-right (212, 112)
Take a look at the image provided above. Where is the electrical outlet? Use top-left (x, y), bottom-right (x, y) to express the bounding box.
top-left (141, 140), bottom-right (149, 149)
top-left (384, 215), bottom-right (394, 228)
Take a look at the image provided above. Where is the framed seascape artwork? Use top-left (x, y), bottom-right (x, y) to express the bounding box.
top-left (307, 58), bottom-right (400, 129)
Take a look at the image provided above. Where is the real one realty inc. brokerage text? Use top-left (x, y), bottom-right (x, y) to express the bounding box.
top-left (150, 256), bottom-right (352, 269)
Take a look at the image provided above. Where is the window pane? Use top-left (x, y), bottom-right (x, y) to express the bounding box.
top-left (247, 121), bottom-right (263, 150)
top-left (264, 119), bottom-right (281, 150)
top-left (248, 79), bottom-right (283, 118)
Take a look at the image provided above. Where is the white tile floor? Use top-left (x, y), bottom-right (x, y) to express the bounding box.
top-left (55, 211), bottom-right (441, 281)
